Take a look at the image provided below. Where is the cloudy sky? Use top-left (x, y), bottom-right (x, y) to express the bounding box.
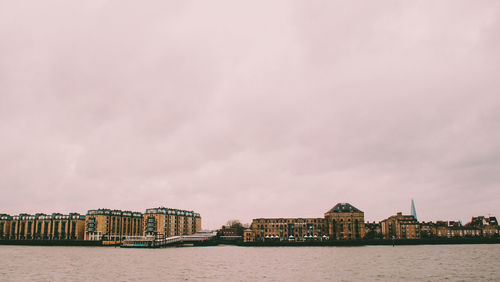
top-left (1, 1), bottom-right (499, 229)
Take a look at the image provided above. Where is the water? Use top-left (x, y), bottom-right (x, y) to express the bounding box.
top-left (0, 244), bottom-right (499, 281)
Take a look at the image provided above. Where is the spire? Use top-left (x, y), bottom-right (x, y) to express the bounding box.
top-left (411, 199), bottom-right (418, 221)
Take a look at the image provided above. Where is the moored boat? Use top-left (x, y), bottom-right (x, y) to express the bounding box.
top-left (120, 235), bottom-right (158, 248)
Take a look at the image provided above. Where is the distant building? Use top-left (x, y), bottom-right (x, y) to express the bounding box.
top-left (1, 213), bottom-right (85, 240)
top-left (1, 206), bottom-right (202, 243)
top-left (143, 207), bottom-right (201, 238)
top-left (324, 203), bottom-right (365, 240)
top-left (420, 221), bottom-right (433, 238)
top-left (468, 216), bottom-right (499, 237)
top-left (218, 226), bottom-right (243, 241)
top-left (0, 214), bottom-right (12, 240)
top-left (364, 221), bottom-right (382, 239)
top-left (429, 220), bottom-right (482, 238)
top-left (84, 209), bottom-right (143, 242)
top-left (219, 226), bottom-right (239, 237)
top-left (381, 212), bottom-right (420, 239)
top-left (411, 199), bottom-right (418, 221)
top-left (243, 228), bottom-right (255, 242)
top-left (249, 203), bottom-right (364, 241)
top-left (252, 217), bottom-right (326, 241)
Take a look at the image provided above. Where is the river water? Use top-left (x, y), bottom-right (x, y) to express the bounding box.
top-left (0, 244), bottom-right (499, 281)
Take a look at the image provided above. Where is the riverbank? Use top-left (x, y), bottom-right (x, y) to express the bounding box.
top-left (0, 240), bottom-right (103, 246)
top-left (240, 237), bottom-right (500, 247)
top-left (1, 237), bottom-right (499, 247)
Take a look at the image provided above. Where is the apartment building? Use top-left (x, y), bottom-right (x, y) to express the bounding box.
top-left (381, 212), bottom-right (420, 239)
top-left (0, 213), bottom-right (85, 240)
top-left (252, 217), bottom-right (326, 241)
top-left (84, 209), bottom-right (143, 241)
top-left (250, 203), bottom-right (365, 241)
top-left (143, 207), bottom-right (201, 238)
top-left (0, 214), bottom-right (12, 240)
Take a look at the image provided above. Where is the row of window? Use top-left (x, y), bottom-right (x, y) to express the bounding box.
top-left (2, 221), bottom-right (79, 237)
top-left (256, 219), bottom-right (324, 224)
top-left (86, 217), bottom-right (142, 234)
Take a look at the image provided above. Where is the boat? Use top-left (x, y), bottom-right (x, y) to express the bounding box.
top-left (120, 235), bottom-right (158, 248)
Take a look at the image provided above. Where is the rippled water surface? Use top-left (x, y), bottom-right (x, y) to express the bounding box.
top-left (0, 244), bottom-right (499, 281)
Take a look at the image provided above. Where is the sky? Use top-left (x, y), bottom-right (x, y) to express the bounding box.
top-left (1, 1), bottom-right (499, 229)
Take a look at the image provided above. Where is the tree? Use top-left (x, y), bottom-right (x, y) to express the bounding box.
top-left (226, 219), bottom-right (243, 229)
top-left (224, 219), bottom-right (245, 236)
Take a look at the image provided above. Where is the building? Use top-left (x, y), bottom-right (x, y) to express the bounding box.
top-left (249, 203), bottom-right (364, 241)
top-left (218, 226), bottom-right (240, 236)
top-left (0, 214), bottom-right (12, 240)
top-left (420, 221), bottom-right (433, 238)
top-left (9, 214), bottom-right (29, 240)
top-left (411, 199), bottom-right (418, 221)
top-left (468, 216), bottom-right (499, 237)
top-left (84, 209), bottom-right (143, 242)
top-left (143, 207), bottom-right (201, 238)
top-left (365, 221), bottom-right (382, 239)
top-left (1, 213), bottom-right (85, 240)
top-left (34, 213), bottom-right (85, 240)
top-left (243, 228), bottom-right (255, 242)
top-left (324, 203), bottom-right (365, 240)
top-left (218, 226), bottom-right (243, 241)
top-left (431, 221), bottom-right (482, 238)
top-left (251, 217), bottom-right (326, 241)
top-left (419, 220), bottom-right (486, 238)
top-left (381, 212), bottom-right (420, 239)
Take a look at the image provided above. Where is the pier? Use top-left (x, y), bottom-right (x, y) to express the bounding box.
top-left (121, 231), bottom-right (217, 248)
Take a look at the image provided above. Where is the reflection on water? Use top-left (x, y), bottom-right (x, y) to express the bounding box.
top-left (0, 244), bottom-right (499, 281)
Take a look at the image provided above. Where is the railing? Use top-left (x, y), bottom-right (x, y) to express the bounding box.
top-left (124, 235), bottom-right (155, 241)
top-left (165, 236), bottom-right (182, 244)
top-left (120, 233), bottom-right (216, 247)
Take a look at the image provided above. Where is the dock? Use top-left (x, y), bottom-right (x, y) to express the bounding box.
top-left (120, 231), bottom-right (217, 248)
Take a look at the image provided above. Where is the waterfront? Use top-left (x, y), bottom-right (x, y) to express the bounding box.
top-left (0, 245), bottom-right (499, 281)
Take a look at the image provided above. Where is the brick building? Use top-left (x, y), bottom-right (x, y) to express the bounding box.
top-left (143, 207), bottom-right (201, 238)
top-left (324, 203), bottom-right (365, 240)
top-left (250, 203), bottom-right (364, 241)
top-left (381, 212), bottom-right (420, 239)
top-left (468, 216), bottom-right (499, 237)
top-left (0, 213), bottom-right (85, 240)
top-left (252, 217), bottom-right (326, 241)
top-left (84, 209), bottom-right (143, 242)
top-left (0, 214), bottom-right (12, 240)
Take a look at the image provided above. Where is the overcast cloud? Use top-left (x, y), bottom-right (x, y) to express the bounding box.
top-left (1, 1), bottom-right (499, 229)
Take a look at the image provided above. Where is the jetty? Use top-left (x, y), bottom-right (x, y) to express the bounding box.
top-left (120, 231), bottom-right (217, 248)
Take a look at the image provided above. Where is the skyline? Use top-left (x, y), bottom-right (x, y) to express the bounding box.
top-left (1, 1), bottom-right (499, 229)
top-left (0, 199), bottom-right (494, 230)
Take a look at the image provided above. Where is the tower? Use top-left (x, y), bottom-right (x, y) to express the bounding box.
top-left (411, 199), bottom-right (418, 221)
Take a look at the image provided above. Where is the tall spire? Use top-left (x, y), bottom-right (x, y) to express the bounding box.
top-left (411, 199), bottom-right (418, 221)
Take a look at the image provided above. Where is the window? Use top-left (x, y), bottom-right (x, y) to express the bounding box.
top-left (53, 221), bottom-right (59, 237)
top-left (61, 222), bottom-right (66, 238)
top-left (27, 222), bottom-right (32, 235)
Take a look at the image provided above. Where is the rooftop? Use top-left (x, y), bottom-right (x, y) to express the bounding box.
top-left (326, 203), bottom-right (363, 213)
top-left (87, 209), bottom-right (142, 217)
top-left (145, 207), bottom-right (200, 217)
